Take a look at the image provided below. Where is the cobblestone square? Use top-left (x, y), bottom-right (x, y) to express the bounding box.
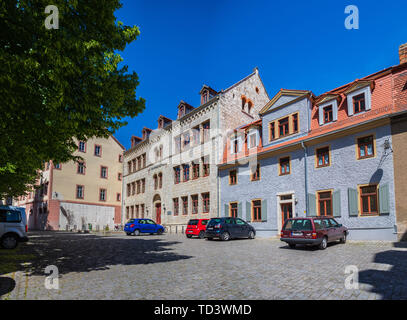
top-left (1, 231), bottom-right (406, 300)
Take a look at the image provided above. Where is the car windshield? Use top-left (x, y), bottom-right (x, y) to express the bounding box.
top-left (283, 219), bottom-right (313, 231)
top-left (188, 219), bottom-right (199, 226)
top-left (207, 218), bottom-right (222, 227)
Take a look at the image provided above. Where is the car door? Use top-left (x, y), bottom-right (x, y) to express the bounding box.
top-left (224, 218), bottom-right (238, 237)
top-left (138, 219), bottom-right (148, 233)
top-left (328, 218), bottom-right (341, 240)
top-left (235, 218), bottom-right (249, 237)
top-left (322, 218), bottom-right (336, 242)
top-left (145, 219), bottom-right (157, 233)
top-left (0, 209), bottom-right (5, 236)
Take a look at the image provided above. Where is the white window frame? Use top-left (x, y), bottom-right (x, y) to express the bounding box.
top-left (230, 136), bottom-right (242, 154)
top-left (318, 99), bottom-right (338, 126)
top-left (346, 86), bottom-right (372, 116)
top-left (247, 129), bottom-right (260, 149)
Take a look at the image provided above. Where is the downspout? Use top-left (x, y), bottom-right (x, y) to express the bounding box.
top-left (301, 141), bottom-right (308, 217)
top-left (217, 97), bottom-right (221, 217)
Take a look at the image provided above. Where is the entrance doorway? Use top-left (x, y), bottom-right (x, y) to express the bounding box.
top-left (155, 203), bottom-right (161, 225)
top-left (281, 203), bottom-right (293, 227)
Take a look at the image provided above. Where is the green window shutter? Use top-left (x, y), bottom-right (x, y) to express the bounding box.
top-left (261, 199), bottom-right (267, 222)
top-left (307, 194), bottom-right (316, 216)
top-left (246, 201), bottom-right (251, 222)
top-left (348, 188), bottom-right (358, 217)
top-left (238, 202), bottom-right (242, 218)
top-left (379, 183), bottom-right (390, 215)
top-left (333, 190), bottom-right (341, 217)
top-left (224, 204), bottom-right (229, 217)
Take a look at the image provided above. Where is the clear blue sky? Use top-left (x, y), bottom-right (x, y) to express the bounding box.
top-left (114, 0), bottom-right (407, 149)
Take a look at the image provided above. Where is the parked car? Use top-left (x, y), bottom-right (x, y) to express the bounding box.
top-left (185, 219), bottom-right (209, 239)
top-left (124, 218), bottom-right (165, 236)
top-left (0, 206), bottom-right (29, 249)
top-left (280, 216), bottom-right (349, 250)
top-left (204, 217), bottom-right (256, 241)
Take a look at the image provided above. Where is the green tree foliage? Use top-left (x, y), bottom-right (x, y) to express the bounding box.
top-left (0, 1), bottom-right (145, 197)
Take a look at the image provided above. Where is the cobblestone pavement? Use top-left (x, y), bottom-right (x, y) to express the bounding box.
top-left (1, 231), bottom-right (407, 300)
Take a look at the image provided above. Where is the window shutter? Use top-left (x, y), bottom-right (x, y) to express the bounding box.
top-left (333, 104), bottom-right (338, 121)
top-left (347, 98), bottom-right (354, 116)
top-left (379, 183), bottom-right (390, 215)
top-left (318, 106), bottom-right (324, 125)
top-left (333, 190), bottom-right (341, 217)
top-left (366, 90), bottom-right (372, 110)
top-left (261, 199), bottom-right (267, 222)
top-left (238, 202), bottom-right (242, 218)
top-left (224, 204), bottom-right (229, 217)
top-left (348, 188), bottom-right (358, 217)
top-left (246, 201), bottom-right (251, 222)
top-left (307, 194), bottom-right (316, 216)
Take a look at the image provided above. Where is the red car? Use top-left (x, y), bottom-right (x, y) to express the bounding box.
top-left (280, 216), bottom-right (349, 250)
top-left (185, 219), bottom-right (209, 239)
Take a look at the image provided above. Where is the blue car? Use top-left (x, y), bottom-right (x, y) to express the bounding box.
top-left (124, 218), bottom-right (165, 236)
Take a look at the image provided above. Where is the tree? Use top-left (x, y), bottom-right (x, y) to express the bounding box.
top-left (0, 0), bottom-right (145, 197)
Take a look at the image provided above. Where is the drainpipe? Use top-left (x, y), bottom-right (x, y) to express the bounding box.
top-left (217, 97), bottom-right (221, 217)
top-left (301, 141), bottom-right (308, 217)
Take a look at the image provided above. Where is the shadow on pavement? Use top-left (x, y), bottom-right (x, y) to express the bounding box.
top-left (0, 231), bottom-right (193, 278)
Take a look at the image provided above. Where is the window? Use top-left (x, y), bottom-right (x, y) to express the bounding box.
top-left (76, 185), bottom-right (84, 199)
top-left (142, 154), bottom-right (146, 168)
top-left (100, 166), bottom-right (108, 179)
top-left (128, 161), bottom-right (132, 173)
top-left (360, 185), bottom-right (378, 215)
top-left (183, 132), bottom-right (190, 150)
top-left (357, 136), bottom-right (374, 159)
top-left (158, 173), bottom-right (162, 189)
top-left (174, 136), bottom-right (181, 153)
top-left (229, 170), bottom-right (237, 185)
top-left (141, 204), bottom-right (145, 218)
top-left (316, 147), bottom-right (330, 167)
top-left (99, 189), bottom-right (106, 201)
top-left (192, 195), bottom-right (198, 214)
top-left (126, 207), bottom-right (129, 220)
top-left (292, 113), bottom-right (299, 133)
top-left (174, 166), bottom-right (181, 184)
top-left (118, 173), bottom-right (122, 181)
top-left (94, 145), bottom-right (102, 157)
top-left (203, 121), bottom-right (210, 143)
top-left (323, 105), bottom-right (333, 124)
top-left (230, 202), bottom-right (238, 218)
top-left (248, 133), bottom-right (257, 148)
top-left (269, 122), bottom-right (275, 141)
top-left (127, 184), bottom-right (131, 197)
top-left (279, 157), bottom-right (290, 175)
top-left (247, 101), bottom-right (253, 114)
top-left (353, 93), bottom-right (366, 114)
top-left (192, 162), bottom-right (200, 179)
top-left (202, 193), bottom-right (210, 213)
top-left (77, 161), bottom-right (85, 175)
top-left (153, 174), bottom-right (158, 190)
top-left (278, 117), bottom-right (289, 137)
top-left (202, 157), bottom-right (210, 177)
top-left (135, 205), bottom-right (139, 218)
top-left (193, 126), bottom-right (201, 145)
top-left (118, 155), bottom-right (123, 163)
top-left (131, 182), bottom-right (135, 195)
top-left (318, 191), bottom-right (332, 216)
top-left (136, 180), bottom-right (141, 194)
top-left (241, 97), bottom-right (246, 110)
top-left (251, 164), bottom-right (260, 181)
top-left (252, 200), bottom-right (262, 222)
top-left (232, 137), bottom-right (239, 154)
top-left (183, 164), bottom-right (190, 182)
top-left (141, 179), bottom-right (145, 193)
top-left (173, 198), bottom-right (179, 216)
top-left (182, 196), bottom-right (188, 215)
top-left (0, 210), bottom-right (21, 223)
top-left (78, 141), bottom-right (86, 152)
top-left (116, 193), bottom-right (121, 202)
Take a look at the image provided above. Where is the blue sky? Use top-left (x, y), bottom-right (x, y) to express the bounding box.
top-left (114, 0), bottom-right (407, 149)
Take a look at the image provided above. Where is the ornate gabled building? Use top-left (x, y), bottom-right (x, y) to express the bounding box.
top-left (122, 68), bottom-right (269, 232)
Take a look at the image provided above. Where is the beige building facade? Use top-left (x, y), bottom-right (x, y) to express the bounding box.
top-left (122, 68), bottom-right (269, 232)
top-left (15, 136), bottom-right (125, 231)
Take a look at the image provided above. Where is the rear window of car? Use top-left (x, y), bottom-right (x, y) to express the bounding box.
top-left (126, 219), bottom-right (135, 224)
top-left (283, 219), bottom-right (313, 231)
top-left (188, 219), bottom-right (199, 226)
top-left (200, 220), bottom-right (208, 226)
top-left (207, 218), bottom-right (222, 226)
top-left (0, 209), bottom-right (22, 223)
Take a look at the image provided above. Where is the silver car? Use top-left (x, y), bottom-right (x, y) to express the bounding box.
top-left (0, 206), bottom-right (29, 249)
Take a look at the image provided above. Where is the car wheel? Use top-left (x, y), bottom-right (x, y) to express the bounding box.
top-left (134, 229), bottom-right (140, 236)
top-left (157, 229), bottom-right (163, 235)
top-left (289, 243), bottom-right (296, 249)
top-left (248, 231), bottom-right (255, 239)
top-left (198, 231), bottom-right (205, 239)
top-left (319, 237), bottom-right (328, 250)
top-left (1, 234), bottom-right (18, 249)
top-left (186, 234), bottom-right (192, 238)
top-left (340, 233), bottom-right (347, 244)
top-left (221, 232), bottom-right (230, 241)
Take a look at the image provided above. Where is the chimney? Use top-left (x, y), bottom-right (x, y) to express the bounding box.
top-left (399, 43), bottom-right (407, 64)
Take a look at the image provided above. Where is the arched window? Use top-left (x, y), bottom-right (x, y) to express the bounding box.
top-left (241, 97), bottom-right (246, 111)
top-left (247, 100), bottom-right (253, 114)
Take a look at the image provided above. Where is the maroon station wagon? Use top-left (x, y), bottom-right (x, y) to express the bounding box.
top-left (280, 217), bottom-right (349, 250)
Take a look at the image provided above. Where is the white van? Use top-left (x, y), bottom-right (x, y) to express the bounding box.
top-left (0, 206), bottom-right (29, 249)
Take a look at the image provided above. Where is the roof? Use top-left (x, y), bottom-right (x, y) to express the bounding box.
top-left (111, 135), bottom-right (125, 150)
top-left (260, 89), bottom-right (312, 114)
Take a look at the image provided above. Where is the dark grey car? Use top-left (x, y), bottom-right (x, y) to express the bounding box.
top-left (204, 217), bottom-right (256, 241)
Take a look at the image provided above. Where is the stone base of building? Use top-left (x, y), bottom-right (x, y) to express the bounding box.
top-left (346, 228), bottom-right (397, 241)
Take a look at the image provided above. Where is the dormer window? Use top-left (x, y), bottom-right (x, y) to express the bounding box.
top-left (323, 105), bottom-right (333, 123)
top-left (247, 129), bottom-right (259, 149)
top-left (179, 106), bottom-right (185, 118)
top-left (353, 93), bottom-right (366, 114)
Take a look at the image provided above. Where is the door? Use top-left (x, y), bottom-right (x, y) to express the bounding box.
top-left (281, 203), bottom-right (293, 228)
top-left (224, 218), bottom-right (239, 237)
top-left (155, 203), bottom-right (161, 225)
top-left (235, 218), bottom-right (250, 237)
